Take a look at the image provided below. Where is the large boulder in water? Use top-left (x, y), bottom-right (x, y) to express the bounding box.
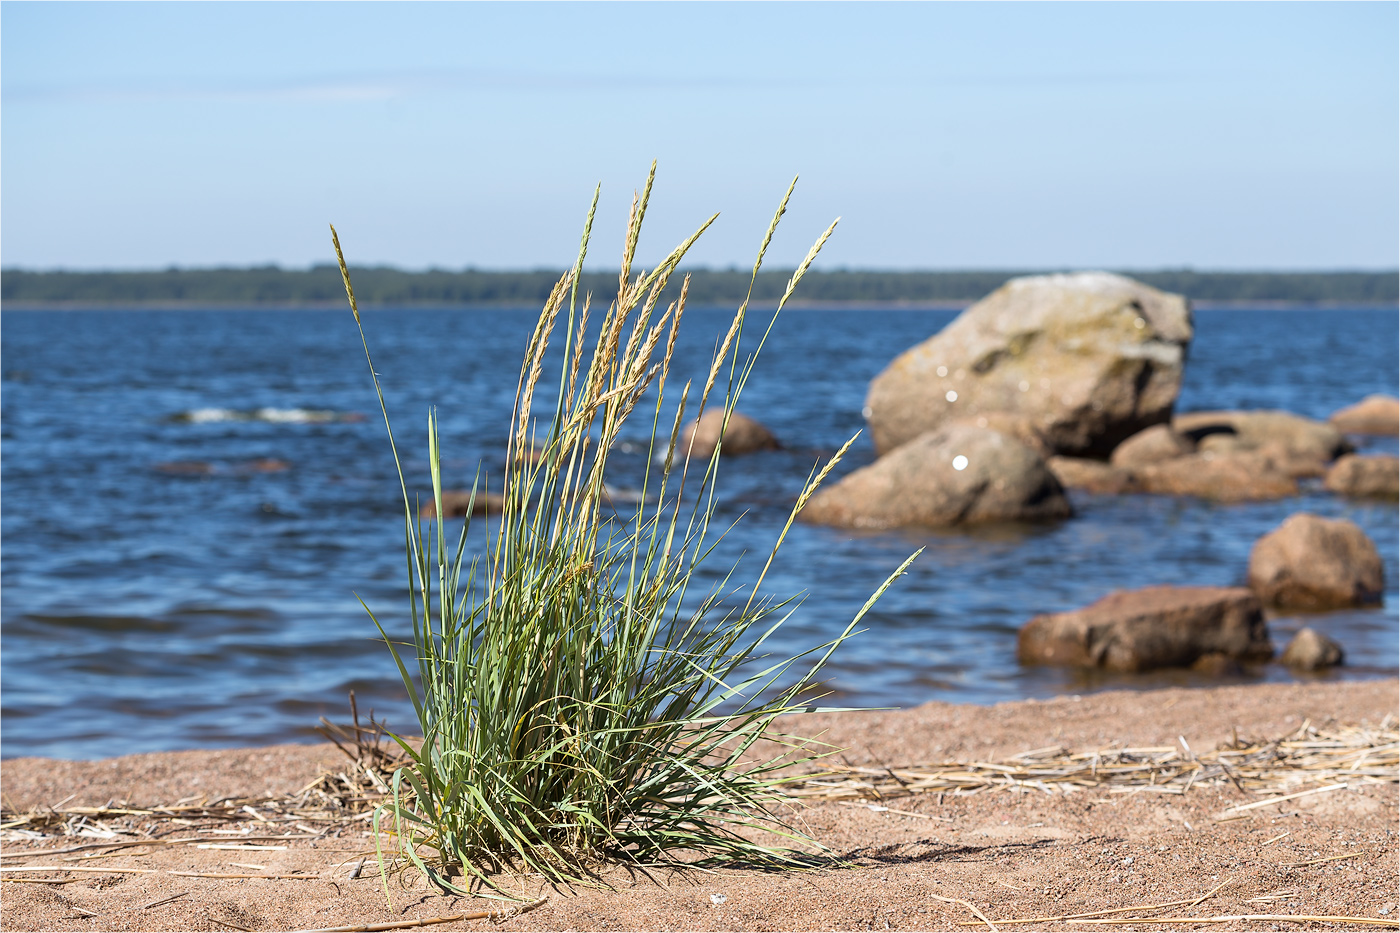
top-left (799, 424), bottom-right (1071, 529)
top-left (1017, 586), bottom-right (1273, 673)
top-left (1329, 395), bottom-right (1399, 436)
top-left (1247, 513), bottom-right (1384, 610)
top-left (865, 272), bottom-right (1193, 458)
top-left (951, 412), bottom-right (1055, 457)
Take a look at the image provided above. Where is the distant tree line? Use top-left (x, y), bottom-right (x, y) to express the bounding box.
top-left (2, 265), bottom-right (1396, 305)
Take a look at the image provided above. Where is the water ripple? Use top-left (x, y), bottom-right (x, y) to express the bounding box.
top-left (2, 307), bottom-right (1396, 758)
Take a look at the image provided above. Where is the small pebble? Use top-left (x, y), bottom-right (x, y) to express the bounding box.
top-left (1122, 856), bottom-right (1133, 865)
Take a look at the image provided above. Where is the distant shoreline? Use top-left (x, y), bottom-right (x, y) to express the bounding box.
top-left (4, 268), bottom-right (1396, 308)
top-left (3, 299), bottom-right (1397, 311)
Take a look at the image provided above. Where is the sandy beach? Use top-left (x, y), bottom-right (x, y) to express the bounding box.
top-left (2, 679), bottom-right (1395, 932)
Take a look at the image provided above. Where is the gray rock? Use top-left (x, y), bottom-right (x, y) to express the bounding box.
top-left (1329, 395), bottom-right (1399, 436)
top-left (680, 409), bottom-right (779, 459)
top-left (1279, 628), bottom-right (1345, 671)
top-left (1324, 454), bottom-right (1399, 500)
top-left (1017, 585), bottom-right (1273, 673)
top-left (865, 272), bottom-right (1193, 458)
top-left (800, 425), bottom-right (1071, 529)
top-left (1248, 513), bottom-right (1385, 610)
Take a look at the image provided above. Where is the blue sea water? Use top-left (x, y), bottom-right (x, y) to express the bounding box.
top-left (2, 305), bottom-right (1396, 759)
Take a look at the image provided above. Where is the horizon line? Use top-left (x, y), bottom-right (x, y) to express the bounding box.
top-left (5, 264), bottom-right (1397, 276)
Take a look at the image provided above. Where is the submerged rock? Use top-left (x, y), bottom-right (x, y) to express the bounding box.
top-left (154, 459), bottom-right (291, 475)
top-left (1329, 394), bottom-right (1399, 436)
top-left (1324, 454), bottom-right (1399, 500)
top-left (1280, 628), bottom-right (1345, 671)
top-left (236, 458), bottom-right (291, 473)
top-left (800, 424), bottom-right (1071, 529)
top-left (169, 407), bottom-right (367, 424)
top-left (865, 272), bottom-right (1193, 458)
top-left (154, 461), bottom-right (218, 475)
top-left (680, 410), bottom-right (779, 459)
top-left (419, 490), bottom-right (506, 519)
top-left (1247, 513), bottom-right (1384, 610)
top-left (1017, 585), bottom-right (1273, 673)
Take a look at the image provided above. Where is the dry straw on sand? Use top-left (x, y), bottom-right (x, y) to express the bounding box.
top-left (2, 707), bottom-right (1395, 930)
top-left (4, 715), bottom-right (1392, 845)
top-left (788, 716), bottom-right (1398, 803)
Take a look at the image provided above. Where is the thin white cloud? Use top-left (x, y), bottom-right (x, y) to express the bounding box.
top-left (1, 68), bottom-right (763, 106)
top-left (8, 76), bottom-right (415, 105)
top-left (2, 67), bottom-right (1190, 107)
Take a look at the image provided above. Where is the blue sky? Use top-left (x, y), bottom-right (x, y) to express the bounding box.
top-left (2, 2), bottom-right (1396, 271)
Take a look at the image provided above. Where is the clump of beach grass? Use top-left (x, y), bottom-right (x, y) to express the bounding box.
top-left (330, 164), bottom-right (920, 896)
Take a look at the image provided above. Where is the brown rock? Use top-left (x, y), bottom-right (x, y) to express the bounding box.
top-left (680, 409), bottom-right (779, 459)
top-left (1324, 454), bottom-right (1400, 499)
top-left (865, 272), bottom-right (1193, 458)
top-left (1133, 451), bottom-right (1298, 502)
top-left (419, 490), bottom-right (506, 519)
top-left (1280, 628), bottom-right (1345, 671)
top-left (1252, 443), bottom-right (1335, 479)
top-left (1191, 436), bottom-right (1331, 479)
top-left (1194, 432), bottom-right (1249, 456)
top-left (951, 412), bottom-right (1054, 457)
top-left (1017, 585), bottom-right (1273, 673)
top-left (1329, 394), bottom-right (1399, 435)
top-left (1247, 513), bottom-right (1385, 609)
top-left (1047, 456), bottom-right (1141, 494)
top-left (1190, 653), bottom-right (1244, 676)
top-left (1173, 410), bottom-right (1351, 475)
top-left (800, 425), bottom-right (1071, 529)
top-left (1110, 424), bottom-right (1195, 468)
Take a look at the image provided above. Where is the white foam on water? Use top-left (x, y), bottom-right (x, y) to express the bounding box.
top-left (174, 407), bottom-right (344, 423)
top-left (252, 408), bottom-right (338, 423)
top-left (182, 408), bottom-right (241, 423)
